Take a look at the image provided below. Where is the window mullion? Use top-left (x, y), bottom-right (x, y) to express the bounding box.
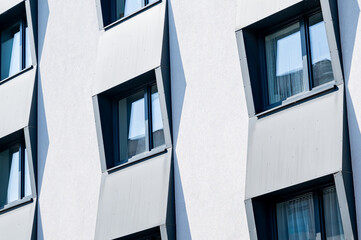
top-left (18, 143), bottom-right (24, 199)
top-left (300, 18), bottom-right (311, 92)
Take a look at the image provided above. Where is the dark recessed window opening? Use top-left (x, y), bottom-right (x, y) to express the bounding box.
top-left (264, 12), bottom-right (333, 109)
top-left (0, 139), bottom-right (31, 209)
top-left (115, 84), bottom-right (165, 165)
top-left (0, 17), bottom-right (31, 81)
top-left (101, 0), bottom-right (160, 27)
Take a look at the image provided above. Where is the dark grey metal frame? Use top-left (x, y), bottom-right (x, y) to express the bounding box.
top-left (93, 67), bottom-right (172, 172)
top-left (236, 0), bottom-right (344, 118)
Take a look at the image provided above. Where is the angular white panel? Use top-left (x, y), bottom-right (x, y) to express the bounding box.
top-left (246, 86), bottom-right (344, 199)
top-left (93, 2), bottom-right (166, 95)
top-left (95, 151), bottom-right (172, 239)
top-left (0, 201), bottom-right (36, 239)
top-left (0, 68), bottom-right (36, 139)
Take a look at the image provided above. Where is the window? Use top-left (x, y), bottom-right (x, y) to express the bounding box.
top-left (0, 17), bottom-right (31, 80)
top-left (116, 84), bottom-right (165, 165)
top-left (101, 0), bottom-right (160, 27)
top-left (264, 12), bottom-right (333, 108)
top-left (276, 186), bottom-right (344, 240)
top-left (237, 0), bottom-right (343, 115)
top-left (0, 139), bottom-right (31, 209)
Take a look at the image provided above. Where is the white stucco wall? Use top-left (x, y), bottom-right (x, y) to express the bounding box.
top-left (38, 0), bottom-right (101, 239)
top-left (339, 0), bottom-right (361, 238)
top-left (169, 0), bottom-right (249, 239)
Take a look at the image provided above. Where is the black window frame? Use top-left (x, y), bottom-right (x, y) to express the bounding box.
top-left (0, 15), bottom-right (30, 82)
top-left (112, 82), bottom-right (166, 166)
top-left (0, 133), bottom-right (30, 210)
top-left (100, 0), bottom-right (162, 28)
top-left (259, 8), bottom-right (334, 111)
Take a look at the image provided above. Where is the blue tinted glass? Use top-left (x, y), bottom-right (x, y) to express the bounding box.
top-left (151, 85), bottom-right (165, 148)
top-left (0, 145), bottom-right (20, 207)
top-left (118, 90), bottom-right (146, 162)
top-left (1, 22), bottom-right (22, 80)
top-left (309, 13), bottom-right (334, 87)
top-left (265, 23), bottom-right (304, 105)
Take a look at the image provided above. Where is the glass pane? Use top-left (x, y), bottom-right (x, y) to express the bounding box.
top-left (119, 90), bottom-right (146, 162)
top-left (151, 85), bottom-right (165, 148)
top-left (265, 23), bottom-right (304, 105)
top-left (148, 0), bottom-right (158, 4)
top-left (24, 148), bottom-right (32, 197)
top-left (1, 22), bottom-right (22, 80)
top-left (323, 187), bottom-right (345, 240)
top-left (115, 0), bottom-right (145, 20)
top-left (25, 26), bottom-right (32, 68)
top-left (0, 145), bottom-right (20, 208)
top-left (276, 193), bottom-right (316, 240)
top-left (309, 13), bottom-right (334, 87)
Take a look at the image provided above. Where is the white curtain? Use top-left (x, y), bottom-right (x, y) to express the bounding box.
top-left (323, 187), bottom-right (345, 240)
top-left (277, 194), bottom-right (316, 240)
top-left (265, 23), bottom-right (304, 105)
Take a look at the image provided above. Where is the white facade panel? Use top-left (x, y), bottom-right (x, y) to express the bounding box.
top-left (93, 2), bottom-right (166, 95)
top-left (0, 202), bottom-right (36, 240)
top-left (169, 0), bottom-right (249, 239)
top-left (246, 87), bottom-right (344, 199)
top-left (0, 69), bottom-right (35, 139)
top-left (339, 0), bottom-right (361, 238)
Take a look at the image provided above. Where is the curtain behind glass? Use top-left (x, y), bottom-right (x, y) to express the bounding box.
top-left (309, 13), bottom-right (334, 87)
top-left (1, 22), bottom-right (22, 80)
top-left (277, 193), bottom-right (316, 240)
top-left (323, 187), bottom-right (345, 240)
top-left (265, 23), bottom-right (304, 105)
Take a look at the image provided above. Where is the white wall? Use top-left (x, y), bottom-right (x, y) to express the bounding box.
top-left (38, 0), bottom-right (101, 239)
top-left (169, 0), bottom-right (249, 239)
top-left (339, 0), bottom-right (361, 238)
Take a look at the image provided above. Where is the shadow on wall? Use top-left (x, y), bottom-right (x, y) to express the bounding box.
top-left (340, 0), bottom-right (361, 238)
top-left (37, 0), bottom-right (50, 239)
top-left (168, 1), bottom-right (191, 239)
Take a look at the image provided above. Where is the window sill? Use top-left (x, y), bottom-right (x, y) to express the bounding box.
top-left (0, 65), bottom-right (34, 86)
top-left (103, 0), bottom-right (162, 31)
top-left (255, 81), bottom-right (338, 118)
top-left (108, 145), bottom-right (168, 173)
top-left (0, 196), bottom-right (33, 215)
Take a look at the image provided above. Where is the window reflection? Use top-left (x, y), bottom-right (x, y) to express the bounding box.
top-left (119, 90), bottom-right (146, 162)
top-left (117, 85), bottom-right (165, 165)
top-left (151, 85), bottom-right (165, 148)
top-left (265, 23), bottom-right (304, 105)
top-left (1, 23), bottom-right (22, 80)
top-left (309, 13), bottom-right (334, 87)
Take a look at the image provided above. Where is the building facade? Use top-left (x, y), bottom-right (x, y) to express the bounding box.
top-left (0, 0), bottom-right (359, 239)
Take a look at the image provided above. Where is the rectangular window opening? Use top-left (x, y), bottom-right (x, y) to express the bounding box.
top-left (116, 84), bottom-right (165, 166)
top-left (0, 140), bottom-right (32, 209)
top-left (0, 17), bottom-right (31, 81)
